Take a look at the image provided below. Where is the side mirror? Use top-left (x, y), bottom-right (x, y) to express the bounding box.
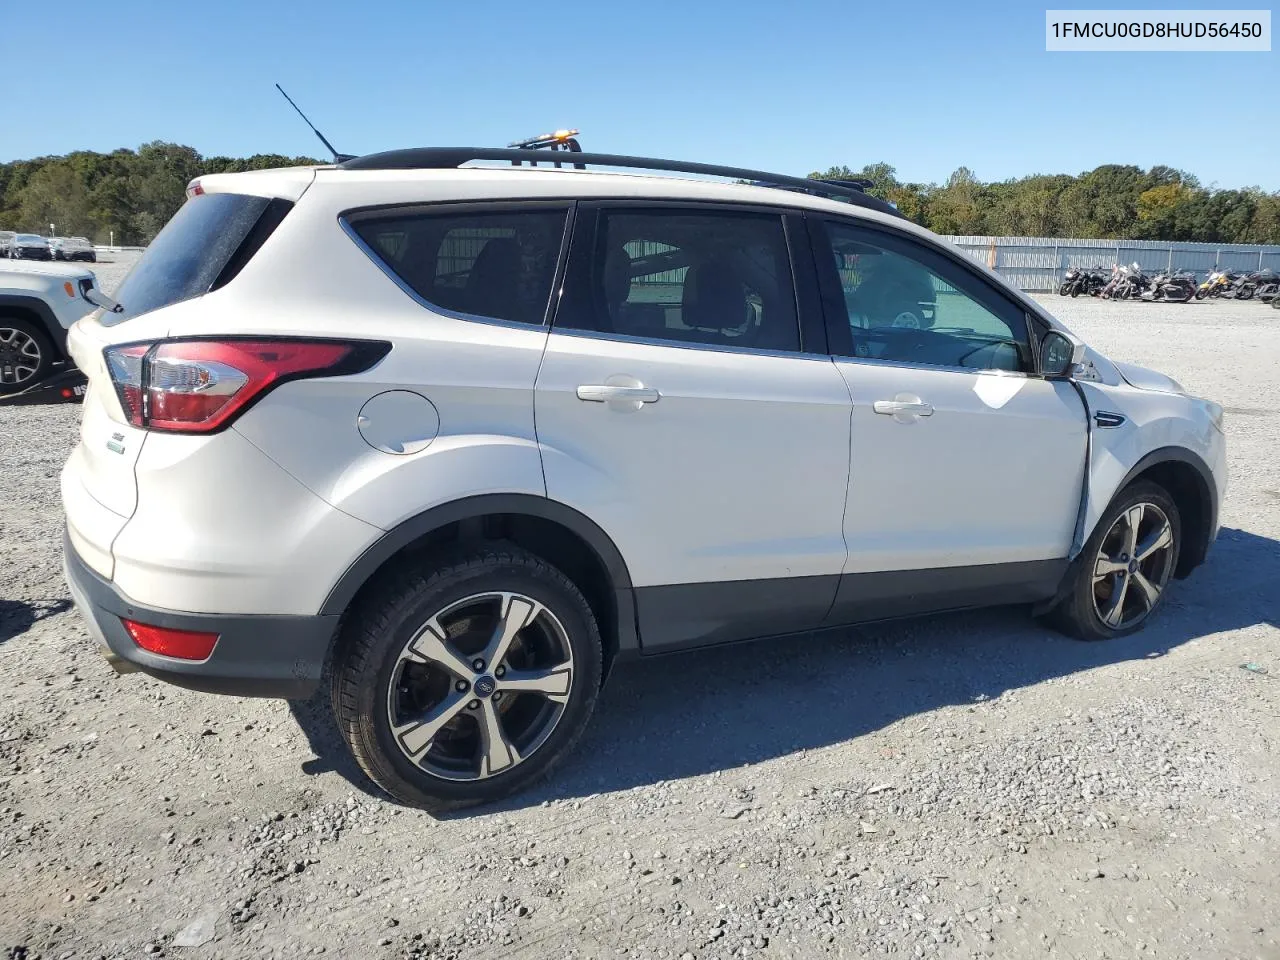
top-left (1041, 330), bottom-right (1086, 377)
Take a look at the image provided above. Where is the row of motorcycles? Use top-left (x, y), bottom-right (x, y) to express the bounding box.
top-left (1194, 268), bottom-right (1280, 302)
top-left (1058, 264), bottom-right (1280, 306)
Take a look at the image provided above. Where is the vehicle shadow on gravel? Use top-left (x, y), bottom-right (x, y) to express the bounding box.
top-left (0, 598), bottom-right (72, 644)
top-left (286, 526), bottom-right (1279, 814)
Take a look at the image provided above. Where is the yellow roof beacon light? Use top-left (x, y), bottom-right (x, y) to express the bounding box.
top-left (506, 129), bottom-right (585, 168)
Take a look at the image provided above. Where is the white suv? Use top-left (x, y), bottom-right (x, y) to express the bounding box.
top-left (61, 149), bottom-right (1227, 807)
top-left (1, 257), bottom-right (101, 388)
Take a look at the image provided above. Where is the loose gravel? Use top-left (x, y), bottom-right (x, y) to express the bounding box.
top-left (1, 265), bottom-right (1277, 960)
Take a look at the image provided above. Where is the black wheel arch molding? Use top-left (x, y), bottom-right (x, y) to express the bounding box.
top-left (1096, 445), bottom-right (1219, 577)
top-left (0, 294), bottom-right (69, 357)
top-left (321, 493), bottom-right (641, 664)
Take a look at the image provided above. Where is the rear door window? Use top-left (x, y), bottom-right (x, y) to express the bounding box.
top-left (347, 206), bottom-right (570, 326)
top-left (555, 207), bottom-right (801, 352)
top-left (108, 193), bottom-right (291, 324)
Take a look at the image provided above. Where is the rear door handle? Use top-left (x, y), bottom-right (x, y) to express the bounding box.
top-left (873, 399), bottom-right (934, 417)
top-left (576, 385), bottom-right (661, 404)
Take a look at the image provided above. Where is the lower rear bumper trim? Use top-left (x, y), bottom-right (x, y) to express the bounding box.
top-left (63, 528), bottom-right (338, 699)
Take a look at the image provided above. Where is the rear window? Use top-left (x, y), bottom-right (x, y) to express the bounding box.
top-left (108, 193), bottom-right (290, 324)
top-left (347, 206), bottom-right (569, 326)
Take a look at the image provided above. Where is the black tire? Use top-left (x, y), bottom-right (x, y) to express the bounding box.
top-left (0, 316), bottom-right (55, 389)
top-left (1058, 283), bottom-right (1071, 296)
top-left (1237, 286), bottom-right (1254, 301)
top-left (1044, 481), bottom-right (1181, 641)
top-left (331, 544), bottom-right (603, 809)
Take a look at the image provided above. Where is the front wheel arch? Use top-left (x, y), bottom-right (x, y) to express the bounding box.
top-left (0, 296), bottom-right (68, 358)
top-left (0, 314), bottom-right (57, 388)
top-left (1089, 448), bottom-right (1217, 578)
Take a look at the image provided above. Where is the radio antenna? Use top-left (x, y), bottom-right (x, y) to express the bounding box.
top-left (275, 84), bottom-right (354, 163)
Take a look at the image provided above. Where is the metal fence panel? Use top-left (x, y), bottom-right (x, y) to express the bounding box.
top-left (939, 235), bottom-right (1280, 291)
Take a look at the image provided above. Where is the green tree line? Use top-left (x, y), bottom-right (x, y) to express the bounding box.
top-left (811, 162), bottom-right (1280, 244)
top-left (0, 142), bottom-right (319, 245)
top-left (3, 143), bottom-right (1278, 245)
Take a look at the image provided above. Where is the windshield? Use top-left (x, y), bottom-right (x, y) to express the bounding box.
top-left (108, 193), bottom-right (275, 324)
top-left (15, 234), bottom-right (44, 243)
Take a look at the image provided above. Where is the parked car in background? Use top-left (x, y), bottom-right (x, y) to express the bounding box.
top-left (10, 234), bottom-right (53, 261)
top-left (0, 232), bottom-right (15, 258)
top-left (52, 236), bottom-right (96, 262)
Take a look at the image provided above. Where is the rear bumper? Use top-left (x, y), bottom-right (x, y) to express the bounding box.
top-left (63, 528), bottom-right (337, 699)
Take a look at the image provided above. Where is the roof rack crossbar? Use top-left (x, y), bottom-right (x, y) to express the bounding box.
top-left (339, 148), bottom-right (903, 217)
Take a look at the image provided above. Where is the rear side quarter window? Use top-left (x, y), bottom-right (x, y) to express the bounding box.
top-left (346, 205), bottom-right (570, 326)
top-left (108, 193), bottom-right (292, 325)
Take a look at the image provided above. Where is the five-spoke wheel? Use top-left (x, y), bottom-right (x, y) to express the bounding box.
top-left (386, 591), bottom-right (575, 781)
top-left (1092, 502), bottom-right (1176, 630)
top-left (0, 319), bottom-right (52, 388)
top-left (1046, 480), bottom-right (1182, 641)
top-left (332, 547), bottom-right (602, 809)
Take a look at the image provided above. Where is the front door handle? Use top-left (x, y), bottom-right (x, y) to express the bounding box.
top-left (576, 384), bottom-right (661, 404)
top-left (873, 400), bottom-right (934, 416)
top-left (873, 395), bottom-right (934, 421)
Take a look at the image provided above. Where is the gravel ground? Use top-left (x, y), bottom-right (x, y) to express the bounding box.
top-left (1, 263), bottom-right (1278, 960)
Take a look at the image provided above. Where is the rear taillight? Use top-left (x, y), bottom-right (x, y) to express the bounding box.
top-left (105, 343), bottom-right (148, 425)
top-left (103, 338), bottom-right (389, 433)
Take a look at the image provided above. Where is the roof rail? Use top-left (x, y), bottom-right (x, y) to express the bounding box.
top-left (818, 177), bottom-right (876, 191)
top-left (339, 148), bottom-right (905, 218)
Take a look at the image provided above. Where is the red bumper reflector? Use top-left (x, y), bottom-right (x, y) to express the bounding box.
top-left (122, 619), bottom-right (219, 661)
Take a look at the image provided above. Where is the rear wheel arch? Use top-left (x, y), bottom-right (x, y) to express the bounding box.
top-left (1107, 447), bottom-right (1217, 577)
top-left (322, 494), bottom-right (639, 677)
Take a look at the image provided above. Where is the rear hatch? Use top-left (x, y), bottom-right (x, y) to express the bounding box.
top-left (65, 177), bottom-right (312, 573)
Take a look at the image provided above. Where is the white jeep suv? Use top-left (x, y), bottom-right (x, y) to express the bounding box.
top-left (1, 257), bottom-right (101, 388)
top-left (61, 149), bottom-right (1226, 807)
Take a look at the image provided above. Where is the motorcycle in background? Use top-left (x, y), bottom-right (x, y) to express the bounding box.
top-left (1232, 268), bottom-right (1279, 301)
top-left (1146, 270), bottom-right (1196, 302)
top-left (1259, 272), bottom-right (1280, 303)
top-left (1196, 270), bottom-right (1238, 299)
top-left (1058, 266), bottom-right (1107, 297)
top-left (1097, 264), bottom-right (1122, 299)
top-left (1256, 269), bottom-right (1279, 301)
top-left (1107, 263), bottom-right (1152, 300)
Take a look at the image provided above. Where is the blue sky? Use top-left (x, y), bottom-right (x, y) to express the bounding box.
top-left (4, 0), bottom-right (1277, 188)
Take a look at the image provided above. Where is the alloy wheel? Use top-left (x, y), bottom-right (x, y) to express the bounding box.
top-left (1092, 502), bottom-right (1176, 630)
top-left (385, 591), bottom-right (574, 781)
top-left (0, 327), bottom-right (43, 386)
